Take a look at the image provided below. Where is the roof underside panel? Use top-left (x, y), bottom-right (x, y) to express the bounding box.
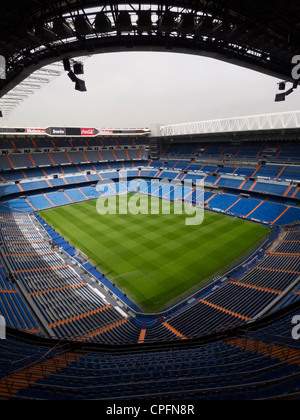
top-left (0, 0), bottom-right (298, 96)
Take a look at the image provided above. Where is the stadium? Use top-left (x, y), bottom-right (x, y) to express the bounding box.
top-left (0, 0), bottom-right (299, 402)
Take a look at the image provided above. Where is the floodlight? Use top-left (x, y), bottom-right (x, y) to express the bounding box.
top-left (75, 78), bottom-right (87, 92)
top-left (275, 93), bottom-right (286, 102)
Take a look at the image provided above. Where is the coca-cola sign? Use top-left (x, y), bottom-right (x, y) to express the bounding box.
top-left (81, 128), bottom-right (95, 136)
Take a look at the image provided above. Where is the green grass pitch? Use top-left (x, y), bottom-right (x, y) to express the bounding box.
top-left (38, 194), bottom-right (271, 313)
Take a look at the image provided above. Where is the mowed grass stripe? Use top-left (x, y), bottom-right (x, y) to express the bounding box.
top-left (39, 194), bottom-right (271, 312)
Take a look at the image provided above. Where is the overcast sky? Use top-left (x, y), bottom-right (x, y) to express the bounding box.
top-left (3, 52), bottom-right (300, 129)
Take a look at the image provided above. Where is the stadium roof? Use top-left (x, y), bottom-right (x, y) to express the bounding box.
top-left (0, 0), bottom-right (299, 99)
top-left (161, 111), bottom-right (300, 136)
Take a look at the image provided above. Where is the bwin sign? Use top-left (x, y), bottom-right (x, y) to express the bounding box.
top-left (0, 315), bottom-right (6, 340)
top-left (0, 56), bottom-right (6, 80)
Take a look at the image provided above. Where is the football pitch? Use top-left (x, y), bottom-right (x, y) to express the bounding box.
top-left (38, 194), bottom-right (271, 313)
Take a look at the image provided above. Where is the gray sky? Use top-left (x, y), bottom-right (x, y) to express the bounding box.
top-left (4, 52), bottom-right (300, 128)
